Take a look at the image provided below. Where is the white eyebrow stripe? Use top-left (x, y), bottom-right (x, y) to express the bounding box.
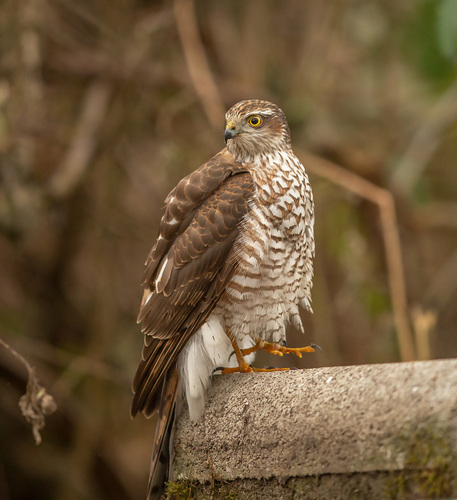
top-left (248, 109), bottom-right (275, 116)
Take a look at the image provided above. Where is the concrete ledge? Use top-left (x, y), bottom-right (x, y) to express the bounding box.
top-left (172, 360), bottom-right (457, 499)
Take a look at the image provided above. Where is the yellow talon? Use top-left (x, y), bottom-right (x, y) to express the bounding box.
top-left (240, 340), bottom-right (316, 358)
top-left (219, 334), bottom-right (319, 375)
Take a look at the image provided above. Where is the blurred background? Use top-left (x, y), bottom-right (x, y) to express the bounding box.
top-left (1, 0), bottom-right (457, 498)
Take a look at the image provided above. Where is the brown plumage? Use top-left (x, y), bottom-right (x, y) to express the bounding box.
top-left (132, 99), bottom-right (315, 498)
top-left (131, 152), bottom-right (254, 416)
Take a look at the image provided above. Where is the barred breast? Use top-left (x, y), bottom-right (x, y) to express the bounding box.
top-left (220, 150), bottom-right (315, 344)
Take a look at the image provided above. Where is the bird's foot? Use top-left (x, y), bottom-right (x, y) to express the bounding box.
top-left (220, 331), bottom-right (293, 374)
top-left (219, 360), bottom-right (254, 374)
top-left (218, 364), bottom-right (290, 374)
top-left (220, 332), bottom-right (317, 375)
top-left (251, 366), bottom-right (291, 372)
top-left (220, 331), bottom-right (256, 374)
top-left (240, 339), bottom-right (320, 359)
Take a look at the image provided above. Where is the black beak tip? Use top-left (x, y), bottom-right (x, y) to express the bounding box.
top-left (224, 129), bottom-right (235, 143)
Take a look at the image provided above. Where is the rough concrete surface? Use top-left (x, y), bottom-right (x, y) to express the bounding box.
top-left (172, 359), bottom-right (457, 499)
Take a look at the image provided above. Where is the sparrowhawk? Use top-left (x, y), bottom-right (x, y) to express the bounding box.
top-left (131, 99), bottom-right (315, 498)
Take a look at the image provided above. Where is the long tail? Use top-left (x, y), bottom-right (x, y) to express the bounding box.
top-left (147, 365), bottom-right (179, 500)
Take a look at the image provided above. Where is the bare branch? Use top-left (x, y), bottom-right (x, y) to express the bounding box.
top-left (411, 306), bottom-right (436, 361)
top-left (48, 80), bottom-right (112, 200)
top-left (173, 0), bottom-right (225, 129)
top-left (297, 150), bottom-right (416, 362)
top-left (392, 78), bottom-right (457, 194)
top-left (0, 338), bottom-right (57, 445)
top-left (425, 246), bottom-right (457, 310)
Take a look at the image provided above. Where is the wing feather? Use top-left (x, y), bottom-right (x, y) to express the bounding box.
top-left (131, 150), bottom-right (253, 417)
top-left (140, 149), bottom-right (247, 287)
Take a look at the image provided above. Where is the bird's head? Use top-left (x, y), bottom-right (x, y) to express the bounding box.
top-left (224, 100), bottom-right (291, 162)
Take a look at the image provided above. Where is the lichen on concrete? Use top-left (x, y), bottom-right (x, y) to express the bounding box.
top-left (171, 359), bottom-right (457, 499)
top-left (385, 420), bottom-right (457, 498)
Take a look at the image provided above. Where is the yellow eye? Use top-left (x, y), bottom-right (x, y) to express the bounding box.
top-left (248, 115), bottom-right (263, 127)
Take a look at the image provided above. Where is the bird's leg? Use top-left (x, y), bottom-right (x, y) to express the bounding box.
top-left (220, 332), bottom-right (290, 374)
top-left (240, 339), bottom-right (318, 359)
top-left (220, 331), bottom-right (254, 374)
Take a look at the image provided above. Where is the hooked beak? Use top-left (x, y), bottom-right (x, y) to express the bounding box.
top-left (224, 120), bottom-right (238, 143)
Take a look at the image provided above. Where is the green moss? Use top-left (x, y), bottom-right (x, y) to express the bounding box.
top-left (169, 420), bottom-right (456, 499)
top-left (164, 477), bottom-right (197, 499)
top-left (205, 480), bottom-right (239, 500)
top-left (288, 476), bottom-right (319, 498)
top-left (386, 421), bottom-right (456, 499)
top-left (165, 473), bottom-right (239, 499)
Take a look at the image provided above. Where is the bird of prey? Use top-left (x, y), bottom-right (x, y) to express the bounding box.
top-left (131, 99), bottom-right (315, 498)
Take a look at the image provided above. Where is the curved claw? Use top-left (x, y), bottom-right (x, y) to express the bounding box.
top-left (253, 366), bottom-right (290, 372)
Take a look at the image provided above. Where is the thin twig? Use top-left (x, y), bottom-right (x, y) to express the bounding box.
top-left (13, 336), bottom-right (125, 384)
top-left (297, 150), bottom-right (416, 362)
top-left (0, 337), bottom-right (57, 444)
top-left (18, 0), bottom-right (45, 168)
top-left (0, 337), bottom-right (34, 373)
top-left (411, 306), bottom-right (436, 361)
top-left (418, 201), bottom-right (457, 230)
top-left (48, 80), bottom-right (112, 200)
top-left (38, 50), bottom-right (181, 87)
top-left (392, 78), bottom-right (457, 194)
top-left (173, 0), bottom-right (225, 128)
top-left (425, 246), bottom-right (457, 309)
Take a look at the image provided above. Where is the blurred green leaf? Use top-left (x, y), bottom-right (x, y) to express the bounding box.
top-left (437, 0), bottom-right (457, 61)
top-left (404, 0), bottom-right (455, 83)
top-left (362, 287), bottom-right (390, 317)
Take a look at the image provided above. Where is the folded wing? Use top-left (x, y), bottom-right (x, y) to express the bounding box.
top-left (131, 149), bottom-right (253, 417)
